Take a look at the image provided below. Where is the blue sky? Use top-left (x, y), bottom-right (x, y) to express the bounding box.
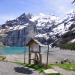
top-left (0, 0), bottom-right (75, 24)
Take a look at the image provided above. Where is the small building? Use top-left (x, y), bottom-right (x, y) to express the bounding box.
top-left (26, 39), bottom-right (45, 52)
top-left (26, 38), bottom-right (49, 67)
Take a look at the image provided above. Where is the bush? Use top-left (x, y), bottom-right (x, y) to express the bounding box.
top-left (25, 64), bottom-right (46, 72)
top-left (59, 42), bottom-right (75, 50)
top-left (48, 73), bottom-right (61, 75)
top-left (0, 56), bottom-right (6, 61)
top-left (57, 64), bottom-right (75, 71)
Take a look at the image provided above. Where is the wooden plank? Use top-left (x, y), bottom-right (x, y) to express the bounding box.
top-left (46, 45), bottom-right (49, 68)
top-left (24, 49), bottom-right (26, 64)
top-left (30, 51), bottom-right (40, 53)
top-left (39, 46), bottom-right (42, 64)
top-left (29, 59), bottom-right (35, 60)
top-left (29, 46), bottom-right (31, 64)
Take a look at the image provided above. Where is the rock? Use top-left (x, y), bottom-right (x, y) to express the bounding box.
top-left (44, 69), bottom-right (59, 74)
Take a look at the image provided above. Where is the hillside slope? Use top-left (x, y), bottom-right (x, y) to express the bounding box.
top-left (0, 12), bottom-right (75, 46)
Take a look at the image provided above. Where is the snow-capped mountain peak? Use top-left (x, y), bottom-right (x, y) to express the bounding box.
top-left (30, 13), bottom-right (60, 29)
top-left (1, 12), bottom-right (75, 46)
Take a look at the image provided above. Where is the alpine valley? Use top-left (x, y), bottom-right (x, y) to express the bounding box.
top-left (0, 12), bottom-right (75, 47)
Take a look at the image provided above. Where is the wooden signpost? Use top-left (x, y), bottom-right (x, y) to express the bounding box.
top-left (26, 38), bottom-right (49, 68)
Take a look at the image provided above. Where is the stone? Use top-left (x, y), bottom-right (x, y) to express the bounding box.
top-left (44, 69), bottom-right (58, 74)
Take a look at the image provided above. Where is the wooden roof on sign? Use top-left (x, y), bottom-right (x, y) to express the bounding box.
top-left (26, 39), bottom-right (45, 46)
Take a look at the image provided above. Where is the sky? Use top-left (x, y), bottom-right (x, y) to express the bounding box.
top-left (0, 0), bottom-right (75, 24)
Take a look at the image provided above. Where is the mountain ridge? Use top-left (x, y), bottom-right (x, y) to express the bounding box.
top-left (0, 12), bottom-right (75, 47)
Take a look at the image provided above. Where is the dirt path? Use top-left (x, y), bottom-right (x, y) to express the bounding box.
top-left (53, 66), bottom-right (75, 75)
top-left (0, 62), bottom-right (43, 75)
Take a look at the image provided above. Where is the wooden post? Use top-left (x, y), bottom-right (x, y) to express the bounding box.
top-left (39, 46), bottom-right (42, 64)
top-left (24, 47), bottom-right (26, 64)
top-left (29, 46), bottom-right (31, 64)
top-left (46, 45), bottom-right (49, 68)
top-left (34, 52), bottom-right (38, 64)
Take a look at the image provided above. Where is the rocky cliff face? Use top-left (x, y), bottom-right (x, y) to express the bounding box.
top-left (0, 12), bottom-right (75, 47)
top-left (0, 13), bottom-right (37, 46)
top-left (3, 25), bottom-right (36, 46)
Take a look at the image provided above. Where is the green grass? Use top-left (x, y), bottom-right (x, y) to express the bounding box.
top-left (13, 62), bottom-right (48, 72)
top-left (26, 64), bottom-right (46, 72)
top-left (48, 73), bottom-right (61, 75)
top-left (48, 64), bottom-right (75, 71)
top-left (13, 61), bottom-right (75, 75)
top-left (56, 64), bottom-right (75, 71)
top-left (13, 62), bottom-right (64, 75)
top-left (0, 56), bottom-right (6, 61)
top-left (59, 43), bottom-right (75, 50)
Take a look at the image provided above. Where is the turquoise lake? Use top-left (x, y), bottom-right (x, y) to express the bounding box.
top-left (0, 47), bottom-right (28, 55)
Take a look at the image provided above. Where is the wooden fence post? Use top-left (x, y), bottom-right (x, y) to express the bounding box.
top-left (29, 46), bottom-right (31, 64)
top-left (39, 46), bottom-right (42, 64)
top-left (24, 48), bottom-right (26, 64)
top-left (46, 45), bottom-right (49, 68)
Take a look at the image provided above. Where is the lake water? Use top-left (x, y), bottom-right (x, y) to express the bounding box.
top-left (0, 46), bottom-right (50, 55)
top-left (0, 47), bottom-right (28, 55)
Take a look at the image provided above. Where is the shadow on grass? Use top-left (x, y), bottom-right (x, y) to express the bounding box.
top-left (14, 67), bottom-right (33, 74)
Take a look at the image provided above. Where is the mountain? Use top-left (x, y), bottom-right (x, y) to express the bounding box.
top-left (0, 12), bottom-right (75, 47)
top-left (0, 13), bottom-right (36, 46)
top-left (31, 12), bottom-right (75, 46)
top-left (56, 11), bottom-right (75, 45)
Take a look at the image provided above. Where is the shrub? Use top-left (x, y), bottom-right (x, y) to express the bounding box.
top-left (59, 43), bottom-right (75, 50)
top-left (48, 73), bottom-right (61, 75)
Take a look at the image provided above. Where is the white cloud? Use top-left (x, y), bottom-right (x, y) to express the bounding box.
top-left (42, 0), bottom-right (75, 17)
top-left (0, 0), bottom-right (74, 24)
top-left (0, 15), bottom-right (16, 24)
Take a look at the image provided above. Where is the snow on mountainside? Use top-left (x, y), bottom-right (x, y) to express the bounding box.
top-left (1, 12), bottom-right (74, 34)
top-left (0, 12), bottom-right (75, 46)
top-left (31, 11), bottom-right (75, 46)
top-left (30, 12), bottom-right (75, 38)
top-left (30, 13), bottom-right (60, 28)
top-left (9, 24), bottom-right (29, 30)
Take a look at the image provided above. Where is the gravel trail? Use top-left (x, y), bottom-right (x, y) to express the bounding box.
top-left (0, 62), bottom-right (42, 75)
top-left (53, 66), bottom-right (75, 75)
